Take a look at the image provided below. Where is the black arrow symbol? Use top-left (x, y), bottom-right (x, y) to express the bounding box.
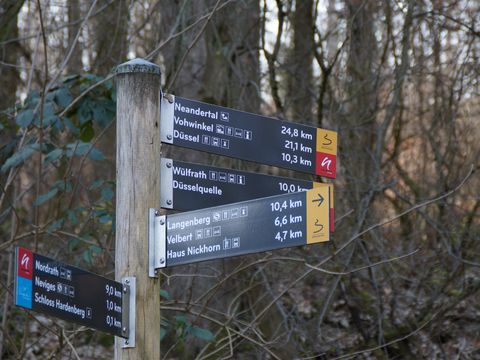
top-left (322, 133), bottom-right (333, 146)
top-left (312, 193), bottom-right (324, 207)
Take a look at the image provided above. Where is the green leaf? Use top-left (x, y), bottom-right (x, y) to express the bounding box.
top-left (101, 187), bottom-right (114, 201)
top-left (175, 315), bottom-right (189, 326)
top-left (80, 121), bottom-right (95, 142)
top-left (46, 91), bottom-right (56, 102)
top-left (191, 327), bottom-right (215, 342)
top-left (34, 187), bottom-right (59, 206)
top-left (1, 144), bottom-right (39, 172)
top-left (66, 142), bottom-right (90, 157)
top-left (160, 289), bottom-right (171, 300)
top-left (83, 249), bottom-right (93, 264)
top-left (63, 74), bottom-right (80, 83)
top-left (48, 218), bottom-right (65, 233)
top-left (43, 115), bottom-right (62, 128)
top-left (55, 87), bottom-right (73, 108)
top-left (16, 109), bottom-right (34, 128)
top-left (89, 148), bottom-right (105, 161)
top-left (89, 180), bottom-right (104, 190)
top-left (98, 214), bottom-right (112, 224)
top-left (63, 117), bottom-right (80, 134)
top-left (53, 180), bottom-right (72, 192)
top-left (78, 100), bottom-right (92, 125)
top-left (68, 209), bottom-right (78, 225)
top-left (91, 100), bottom-right (114, 128)
top-left (44, 148), bottom-right (63, 164)
top-left (89, 245), bottom-right (102, 254)
top-left (43, 102), bottom-right (56, 118)
top-left (68, 238), bottom-right (80, 252)
top-left (24, 91), bottom-right (40, 109)
top-left (160, 327), bottom-right (167, 341)
top-left (32, 102), bottom-right (57, 127)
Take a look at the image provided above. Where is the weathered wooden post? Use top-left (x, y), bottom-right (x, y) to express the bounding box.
top-left (115, 59), bottom-right (161, 359)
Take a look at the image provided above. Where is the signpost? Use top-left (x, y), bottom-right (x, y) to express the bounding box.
top-left (150, 187), bottom-right (330, 269)
top-left (14, 247), bottom-right (133, 339)
top-left (160, 95), bottom-right (338, 178)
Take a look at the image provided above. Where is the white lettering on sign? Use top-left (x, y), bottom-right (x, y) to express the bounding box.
top-left (173, 180), bottom-right (223, 195)
top-left (34, 276), bottom-right (56, 293)
top-left (167, 233), bottom-right (193, 244)
top-left (167, 249), bottom-right (186, 259)
top-left (173, 130), bottom-right (200, 143)
top-left (174, 116), bottom-right (214, 132)
top-left (174, 102), bottom-right (218, 120)
top-left (321, 157), bottom-right (332, 170)
top-left (35, 292), bottom-right (55, 307)
top-left (168, 216), bottom-right (211, 231)
top-left (35, 260), bottom-right (59, 277)
top-left (187, 244), bottom-right (221, 255)
top-left (55, 299), bottom-right (86, 319)
top-left (173, 166), bottom-right (207, 179)
top-left (21, 253), bottom-right (30, 269)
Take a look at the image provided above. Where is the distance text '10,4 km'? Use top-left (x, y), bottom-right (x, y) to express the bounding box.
top-left (152, 187), bottom-right (331, 268)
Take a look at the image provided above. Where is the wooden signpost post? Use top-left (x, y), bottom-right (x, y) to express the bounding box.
top-left (114, 59), bottom-right (162, 359)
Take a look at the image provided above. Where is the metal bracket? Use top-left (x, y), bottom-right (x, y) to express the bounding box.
top-left (149, 209), bottom-right (166, 278)
top-left (160, 158), bottom-right (173, 209)
top-left (160, 93), bottom-right (174, 144)
top-left (121, 277), bottom-right (135, 348)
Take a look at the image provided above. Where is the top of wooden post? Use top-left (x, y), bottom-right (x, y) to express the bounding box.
top-left (115, 58), bottom-right (161, 75)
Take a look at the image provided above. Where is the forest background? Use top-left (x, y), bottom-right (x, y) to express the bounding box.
top-left (0, 0), bottom-right (479, 359)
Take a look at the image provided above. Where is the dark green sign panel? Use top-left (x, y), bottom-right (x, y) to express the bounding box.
top-left (14, 247), bottom-right (126, 337)
top-left (158, 188), bottom-right (331, 268)
top-left (160, 158), bottom-right (324, 210)
top-left (160, 95), bottom-right (338, 178)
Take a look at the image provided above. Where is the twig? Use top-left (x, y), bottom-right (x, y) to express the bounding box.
top-left (240, 165), bottom-right (474, 336)
top-left (328, 311), bottom-right (439, 360)
top-left (146, 0), bottom-right (237, 60)
top-left (305, 248), bottom-right (420, 275)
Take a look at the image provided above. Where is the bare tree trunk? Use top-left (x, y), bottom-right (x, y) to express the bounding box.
top-left (91, 1), bottom-right (130, 182)
top-left (66, 0), bottom-right (83, 74)
top-left (287, 0), bottom-right (314, 124)
top-left (201, 0), bottom-right (260, 112)
top-left (343, 0), bottom-right (378, 200)
top-left (0, 1), bottom-right (22, 110)
top-left (93, 0), bottom-right (129, 75)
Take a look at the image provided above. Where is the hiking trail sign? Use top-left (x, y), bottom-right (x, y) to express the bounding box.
top-left (160, 95), bottom-right (337, 178)
top-left (149, 187), bottom-right (330, 270)
top-left (14, 247), bottom-right (134, 340)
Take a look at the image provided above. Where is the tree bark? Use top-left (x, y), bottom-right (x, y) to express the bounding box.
top-left (288, 0), bottom-right (314, 124)
top-left (94, 0), bottom-right (129, 75)
top-left (66, 0), bottom-right (83, 74)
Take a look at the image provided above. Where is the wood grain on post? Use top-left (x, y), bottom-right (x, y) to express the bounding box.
top-left (115, 59), bottom-right (161, 359)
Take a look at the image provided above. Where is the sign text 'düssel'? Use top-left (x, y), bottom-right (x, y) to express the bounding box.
top-left (157, 188), bottom-right (330, 267)
top-left (161, 96), bottom-right (337, 178)
top-left (14, 248), bottom-right (126, 337)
